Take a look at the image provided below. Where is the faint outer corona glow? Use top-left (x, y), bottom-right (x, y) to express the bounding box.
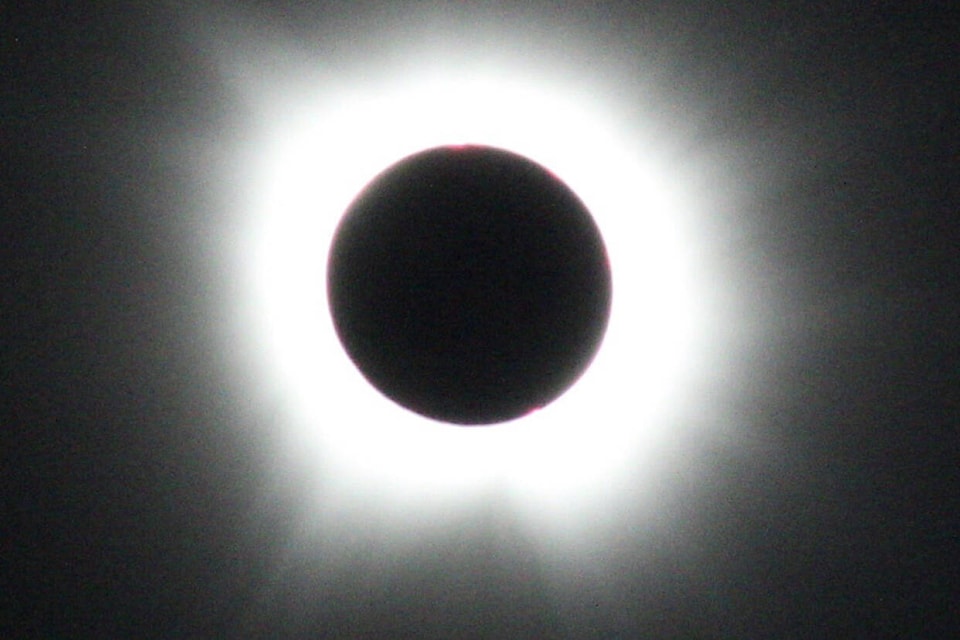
top-left (229, 54), bottom-right (715, 521)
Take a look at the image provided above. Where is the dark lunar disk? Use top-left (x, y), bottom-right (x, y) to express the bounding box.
top-left (327, 145), bottom-right (611, 425)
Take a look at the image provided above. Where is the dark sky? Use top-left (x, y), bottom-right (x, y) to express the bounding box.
top-left (4, 2), bottom-right (959, 637)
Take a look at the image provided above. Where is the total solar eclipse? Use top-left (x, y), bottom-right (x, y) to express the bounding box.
top-left (327, 145), bottom-right (612, 425)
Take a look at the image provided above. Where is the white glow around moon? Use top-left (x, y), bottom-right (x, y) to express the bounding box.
top-left (188, 15), bottom-right (755, 534)
top-left (240, 66), bottom-right (705, 509)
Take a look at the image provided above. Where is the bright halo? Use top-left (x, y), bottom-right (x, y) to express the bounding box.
top-left (240, 63), bottom-right (706, 516)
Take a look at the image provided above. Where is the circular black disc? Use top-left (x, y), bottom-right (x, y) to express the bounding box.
top-left (327, 145), bottom-right (611, 425)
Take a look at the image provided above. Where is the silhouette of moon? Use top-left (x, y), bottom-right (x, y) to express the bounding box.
top-left (327, 145), bottom-right (611, 425)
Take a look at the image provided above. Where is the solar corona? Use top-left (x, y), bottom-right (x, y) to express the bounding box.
top-left (240, 63), bottom-right (711, 514)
